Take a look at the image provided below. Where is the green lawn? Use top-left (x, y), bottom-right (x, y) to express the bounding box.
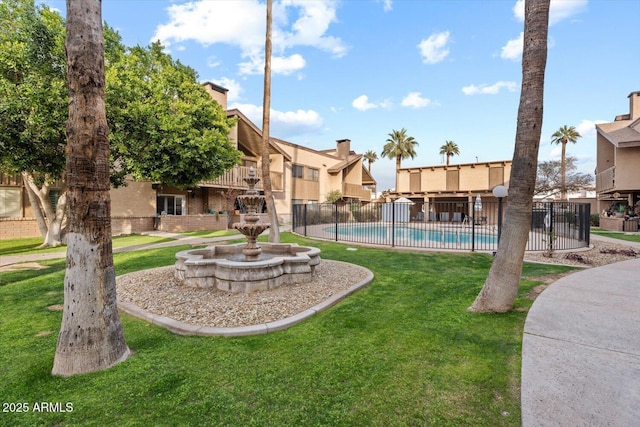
top-left (0, 234), bottom-right (574, 426)
top-left (591, 228), bottom-right (640, 243)
top-left (177, 229), bottom-right (241, 238)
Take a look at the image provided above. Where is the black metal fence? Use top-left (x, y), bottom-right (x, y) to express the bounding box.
top-left (292, 200), bottom-right (590, 252)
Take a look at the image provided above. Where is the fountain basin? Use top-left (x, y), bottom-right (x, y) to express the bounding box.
top-left (174, 243), bottom-right (321, 293)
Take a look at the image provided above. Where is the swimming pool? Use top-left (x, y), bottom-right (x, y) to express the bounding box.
top-left (323, 224), bottom-right (498, 246)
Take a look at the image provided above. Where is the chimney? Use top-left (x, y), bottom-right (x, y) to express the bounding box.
top-left (629, 91), bottom-right (640, 120)
top-left (202, 82), bottom-right (228, 110)
top-left (336, 139), bottom-right (351, 159)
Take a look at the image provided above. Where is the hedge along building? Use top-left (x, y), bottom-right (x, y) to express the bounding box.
top-left (1, 82), bottom-right (376, 238)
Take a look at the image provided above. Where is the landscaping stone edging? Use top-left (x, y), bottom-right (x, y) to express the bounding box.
top-left (116, 260), bottom-right (374, 337)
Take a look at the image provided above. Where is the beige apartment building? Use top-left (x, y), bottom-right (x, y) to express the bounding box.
top-left (386, 160), bottom-right (512, 221)
top-left (0, 82), bottom-right (376, 237)
top-left (595, 91), bottom-right (640, 231)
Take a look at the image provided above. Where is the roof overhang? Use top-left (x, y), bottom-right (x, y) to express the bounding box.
top-left (227, 109), bottom-right (291, 161)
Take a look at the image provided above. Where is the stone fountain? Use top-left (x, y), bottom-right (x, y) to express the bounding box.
top-left (174, 168), bottom-right (320, 293)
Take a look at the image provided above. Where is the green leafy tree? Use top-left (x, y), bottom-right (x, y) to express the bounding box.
top-left (0, 0), bottom-right (68, 246)
top-left (326, 190), bottom-right (343, 203)
top-left (106, 41), bottom-right (240, 188)
top-left (469, 0), bottom-right (550, 313)
top-left (439, 140), bottom-right (460, 166)
top-left (550, 125), bottom-right (582, 200)
top-left (0, 1), bottom-right (240, 246)
top-left (381, 128), bottom-right (419, 189)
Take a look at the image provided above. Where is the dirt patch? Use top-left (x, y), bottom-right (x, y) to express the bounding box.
top-left (47, 304), bottom-right (64, 311)
top-left (35, 330), bottom-right (53, 337)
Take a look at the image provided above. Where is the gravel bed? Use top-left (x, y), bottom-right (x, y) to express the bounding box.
top-left (116, 260), bottom-right (369, 328)
top-left (523, 239), bottom-right (639, 267)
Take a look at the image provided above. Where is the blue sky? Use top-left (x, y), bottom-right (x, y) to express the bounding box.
top-left (43, 0), bottom-right (639, 192)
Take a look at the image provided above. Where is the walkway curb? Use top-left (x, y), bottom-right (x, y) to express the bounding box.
top-left (116, 260), bottom-right (374, 337)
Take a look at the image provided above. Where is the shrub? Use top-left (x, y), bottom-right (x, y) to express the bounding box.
top-left (590, 214), bottom-right (600, 227)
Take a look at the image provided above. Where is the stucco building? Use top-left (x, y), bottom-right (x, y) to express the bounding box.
top-left (387, 160), bottom-right (512, 222)
top-left (595, 91), bottom-right (640, 231)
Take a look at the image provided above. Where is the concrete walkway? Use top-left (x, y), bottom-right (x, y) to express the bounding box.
top-left (521, 234), bottom-right (640, 426)
top-left (0, 227), bottom-right (290, 268)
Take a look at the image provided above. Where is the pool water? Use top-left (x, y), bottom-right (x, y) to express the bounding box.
top-left (325, 224), bottom-right (497, 245)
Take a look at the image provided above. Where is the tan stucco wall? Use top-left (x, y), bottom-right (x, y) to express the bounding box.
top-left (397, 161), bottom-right (512, 194)
top-left (110, 180), bottom-right (156, 217)
top-left (614, 146), bottom-right (640, 190)
top-left (596, 133), bottom-right (615, 173)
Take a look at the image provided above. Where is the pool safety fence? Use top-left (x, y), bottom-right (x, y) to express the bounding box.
top-left (292, 200), bottom-right (590, 252)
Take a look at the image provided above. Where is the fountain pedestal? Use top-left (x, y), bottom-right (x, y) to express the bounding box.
top-left (174, 167), bottom-right (321, 293)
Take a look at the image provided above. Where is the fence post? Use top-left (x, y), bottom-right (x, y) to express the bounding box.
top-left (471, 209), bottom-right (475, 252)
top-left (391, 199), bottom-right (395, 247)
top-left (334, 203), bottom-right (338, 242)
top-left (303, 204), bottom-right (307, 237)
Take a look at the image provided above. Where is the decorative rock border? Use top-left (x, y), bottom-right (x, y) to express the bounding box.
top-left (117, 260), bottom-right (373, 337)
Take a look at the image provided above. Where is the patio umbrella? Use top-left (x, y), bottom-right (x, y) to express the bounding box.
top-left (474, 194), bottom-right (482, 211)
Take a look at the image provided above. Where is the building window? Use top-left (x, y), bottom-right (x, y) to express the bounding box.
top-left (292, 199), bottom-right (304, 206)
top-left (292, 164), bottom-right (304, 179)
top-left (307, 167), bottom-right (319, 182)
top-left (0, 188), bottom-right (20, 217)
top-left (157, 195), bottom-right (184, 215)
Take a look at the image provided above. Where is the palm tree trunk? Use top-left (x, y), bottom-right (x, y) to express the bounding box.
top-left (261, 0), bottom-right (279, 242)
top-left (560, 141), bottom-right (567, 200)
top-left (52, 0), bottom-right (130, 376)
top-left (469, 0), bottom-right (549, 313)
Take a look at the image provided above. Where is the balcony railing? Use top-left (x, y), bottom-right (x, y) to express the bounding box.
top-left (343, 182), bottom-right (373, 200)
top-left (596, 166), bottom-right (615, 193)
top-left (199, 166), bottom-right (283, 191)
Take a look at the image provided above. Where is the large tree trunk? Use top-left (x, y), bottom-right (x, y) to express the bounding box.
top-left (469, 0), bottom-right (549, 313)
top-left (52, 0), bottom-right (130, 376)
top-left (261, 0), bottom-right (280, 242)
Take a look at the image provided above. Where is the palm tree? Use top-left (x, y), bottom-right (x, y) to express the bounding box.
top-left (551, 125), bottom-right (581, 200)
top-left (53, 0), bottom-right (130, 375)
top-left (439, 140), bottom-right (460, 166)
top-left (469, 0), bottom-right (550, 313)
top-left (261, 0), bottom-right (280, 242)
top-left (381, 128), bottom-right (419, 189)
top-left (363, 150), bottom-right (378, 173)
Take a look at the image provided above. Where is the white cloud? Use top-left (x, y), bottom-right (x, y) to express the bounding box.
top-left (238, 53), bottom-right (307, 76)
top-left (352, 95), bottom-right (377, 111)
top-left (380, 0), bottom-right (393, 12)
top-left (230, 103), bottom-right (324, 138)
top-left (418, 31), bottom-right (450, 64)
top-left (500, 32), bottom-right (524, 61)
top-left (462, 81), bottom-right (518, 96)
top-left (352, 95), bottom-right (391, 111)
top-left (210, 77), bottom-right (243, 103)
top-left (207, 56), bottom-right (221, 68)
top-left (401, 92), bottom-right (432, 108)
top-left (503, 0), bottom-right (586, 61)
top-left (152, 0), bottom-right (346, 75)
top-left (513, 0), bottom-right (587, 25)
top-left (576, 119), bottom-right (606, 140)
